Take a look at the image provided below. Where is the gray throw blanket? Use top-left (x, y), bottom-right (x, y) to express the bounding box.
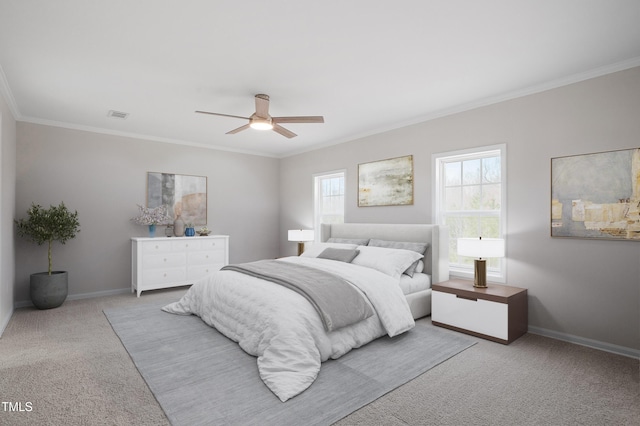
top-left (221, 259), bottom-right (374, 332)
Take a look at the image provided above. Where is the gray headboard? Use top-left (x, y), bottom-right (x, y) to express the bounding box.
top-left (320, 223), bottom-right (449, 283)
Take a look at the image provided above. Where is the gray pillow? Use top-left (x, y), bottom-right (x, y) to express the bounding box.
top-left (317, 248), bottom-right (360, 263)
top-left (327, 237), bottom-right (370, 245)
top-left (367, 239), bottom-right (430, 277)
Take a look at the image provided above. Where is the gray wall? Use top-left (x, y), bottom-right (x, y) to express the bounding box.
top-left (15, 123), bottom-right (280, 303)
top-left (280, 67), bottom-right (640, 352)
top-left (0, 91), bottom-right (16, 335)
top-left (10, 67), bottom-right (640, 353)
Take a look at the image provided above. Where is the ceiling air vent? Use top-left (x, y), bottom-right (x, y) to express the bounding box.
top-left (107, 110), bottom-right (129, 119)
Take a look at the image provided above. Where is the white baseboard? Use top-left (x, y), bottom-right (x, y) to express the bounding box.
top-left (14, 288), bottom-right (132, 309)
top-left (528, 325), bottom-right (639, 360)
top-left (0, 307), bottom-right (14, 338)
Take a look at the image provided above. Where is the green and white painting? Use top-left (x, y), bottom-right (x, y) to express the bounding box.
top-left (358, 155), bottom-right (413, 207)
top-left (551, 148), bottom-right (640, 240)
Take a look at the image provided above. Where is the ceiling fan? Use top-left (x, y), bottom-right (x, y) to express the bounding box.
top-left (196, 94), bottom-right (324, 138)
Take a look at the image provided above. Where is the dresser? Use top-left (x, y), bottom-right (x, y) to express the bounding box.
top-left (431, 279), bottom-right (528, 344)
top-left (131, 235), bottom-right (229, 297)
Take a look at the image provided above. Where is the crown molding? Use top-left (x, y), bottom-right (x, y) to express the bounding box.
top-left (19, 116), bottom-right (280, 158)
top-left (0, 64), bottom-right (21, 120)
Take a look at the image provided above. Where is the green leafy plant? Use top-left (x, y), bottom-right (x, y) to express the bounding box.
top-left (15, 202), bottom-right (81, 275)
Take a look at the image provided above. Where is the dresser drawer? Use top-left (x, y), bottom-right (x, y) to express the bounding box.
top-left (171, 239), bottom-right (201, 251)
top-left (143, 252), bottom-right (187, 269)
top-left (187, 264), bottom-right (224, 280)
top-left (142, 240), bottom-right (173, 253)
top-left (143, 267), bottom-right (186, 285)
top-left (432, 290), bottom-right (508, 340)
top-left (188, 250), bottom-right (226, 266)
top-left (199, 238), bottom-right (226, 250)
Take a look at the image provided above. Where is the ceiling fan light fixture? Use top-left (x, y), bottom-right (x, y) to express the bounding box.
top-left (249, 116), bottom-right (273, 130)
top-left (196, 94), bottom-right (323, 138)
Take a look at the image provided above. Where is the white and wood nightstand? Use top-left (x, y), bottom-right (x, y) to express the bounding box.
top-left (432, 279), bottom-right (528, 344)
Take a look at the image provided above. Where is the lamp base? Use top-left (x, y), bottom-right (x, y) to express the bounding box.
top-left (297, 242), bottom-right (305, 256)
top-left (473, 259), bottom-right (487, 288)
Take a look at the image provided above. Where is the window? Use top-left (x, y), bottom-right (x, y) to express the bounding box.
top-left (314, 170), bottom-right (345, 239)
top-left (433, 144), bottom-right (506, 282)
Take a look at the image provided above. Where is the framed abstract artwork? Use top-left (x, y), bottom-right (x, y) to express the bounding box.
top-left (358, 155), bottom-right (414, 207)
top-left (147, 172), bottom-right (207, 225)
top-left (551, 148), bottom-right (640, 240)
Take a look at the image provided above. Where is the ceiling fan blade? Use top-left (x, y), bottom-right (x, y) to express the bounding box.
top-left (272, 124), bottom-right (297, 138)
top-left (226, 124), bottom-right (251, 134)
top-left (254, 94), bottom-right (270, 118)
top-left (196, 111), bottom-right (249, 120)
top-left (272, 116), bottom-right (324, 124)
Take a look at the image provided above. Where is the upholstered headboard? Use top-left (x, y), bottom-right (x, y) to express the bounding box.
top-left (320, 223), bottom-right (449, 283)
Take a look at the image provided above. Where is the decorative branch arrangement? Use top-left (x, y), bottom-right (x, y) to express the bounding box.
top-left (130, 204), bottom-right (171, 226)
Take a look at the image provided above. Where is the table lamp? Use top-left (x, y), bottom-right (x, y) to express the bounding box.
top-left (457, 237), bottom-right (505, 288)
top-left (288, 229), bottom-right (315, 256)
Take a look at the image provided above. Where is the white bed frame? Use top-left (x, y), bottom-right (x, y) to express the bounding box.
top-left (320, 223), bottom-right (449, 319)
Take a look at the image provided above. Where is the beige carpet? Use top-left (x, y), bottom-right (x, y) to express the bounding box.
top-left (1, 288), bottom-right (638, 426)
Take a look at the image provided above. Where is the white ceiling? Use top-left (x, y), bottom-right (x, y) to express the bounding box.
top-left (1, 1), bottom-right (639, 158)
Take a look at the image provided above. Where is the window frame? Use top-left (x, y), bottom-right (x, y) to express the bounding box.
top-left (433, 144), bottom-right (507, 283)
top-left (313, 169), bottom-right (346, 241)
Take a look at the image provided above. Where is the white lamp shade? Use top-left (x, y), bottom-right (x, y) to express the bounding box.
top-left (288, 229), bottom-right (315, 242)
top-left (457, 237), bottom-right (505, 259)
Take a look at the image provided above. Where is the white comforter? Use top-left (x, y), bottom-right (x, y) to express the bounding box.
top-left (162, 256), bottom-right (415, 402)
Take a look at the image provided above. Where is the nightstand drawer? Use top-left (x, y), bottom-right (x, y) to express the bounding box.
top-left (432, 290), bottom-right (508, 340)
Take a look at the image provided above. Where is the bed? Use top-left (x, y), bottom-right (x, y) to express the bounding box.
top-left (162, 223), bottom-right (449, 402)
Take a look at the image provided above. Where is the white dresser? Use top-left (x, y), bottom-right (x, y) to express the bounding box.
top-left (131, 235), bottom-right (229, 297)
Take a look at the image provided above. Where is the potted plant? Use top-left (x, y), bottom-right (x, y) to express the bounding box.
top-left (15, 202), bottom-right (81, 309)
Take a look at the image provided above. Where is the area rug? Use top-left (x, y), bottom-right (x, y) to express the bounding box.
top-left (104, 302), bottom-right (475, 426)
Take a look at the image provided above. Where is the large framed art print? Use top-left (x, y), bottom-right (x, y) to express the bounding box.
top-left (358, 155), bottom-right (414, 207)
top-left (147, 172), bottom-right (207, 225)
top-left (551, 148), bottom-right (640, 240)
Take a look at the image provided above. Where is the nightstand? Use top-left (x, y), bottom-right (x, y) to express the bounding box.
top-left (432, 279), bottom-right (528, 344)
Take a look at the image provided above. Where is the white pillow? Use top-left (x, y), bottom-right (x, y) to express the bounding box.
top-left (300, 242), bottom-right (358, 258)
top-left (351, 246), bottom-right (424, 280)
